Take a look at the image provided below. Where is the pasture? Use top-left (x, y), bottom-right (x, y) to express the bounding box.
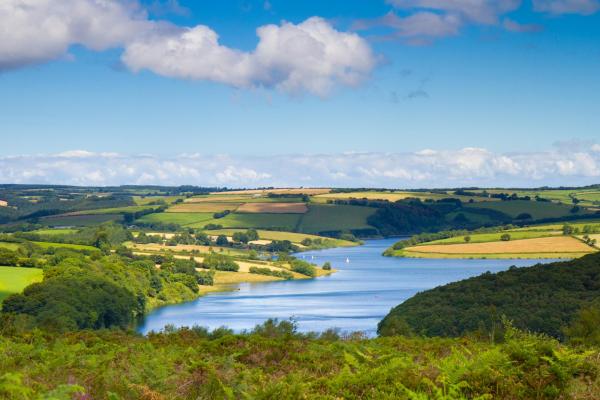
top-left (0, 242), bottom-right (21, 251)
top-left (298, 204), bottom-right (376, 233)
top-left (30, 228), bottom-right (79, 236)
top-left (425, 230), bottom-right (559, 245)
top-left (192, 213), bottom-right (301, 230)
top-left (42, 214), bottom-right (123, 226)
top-left (236, 202), bottom-right (308, 214)
top-left (465, 200), bottom-right (582, 219)
top-left (67, 205), bottom-right (161, 215)
top-left (167, 202), bottom-right (240, 213)
top-left (404, 236), bottom-right (596, 258)
top-left (0, 266), bottom-right (43, 303)
top-left (136, 212), bottom-right (214, 226)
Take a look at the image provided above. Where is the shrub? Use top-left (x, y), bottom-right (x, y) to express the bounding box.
top-left (500, 233), bottom-right (511, 241)
top-left (290, 260), bottom-right (316, 277)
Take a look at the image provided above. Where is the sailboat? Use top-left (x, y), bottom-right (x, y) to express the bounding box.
top-left (345, 257), bottom-right (350, 263)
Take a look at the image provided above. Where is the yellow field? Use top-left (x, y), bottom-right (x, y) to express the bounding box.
top-left (313, 191), bottom-right (497, 203)
top-left (406, 236), bottom-right (596, 255)
top-left (167, 202), bottom-right (240, 213)
top-left (0, 200), bottom-right (7, 207)
top-left (211, 188), bottom-right (331, 195)
top-left (236, 202), bottom-right (308, 214)
top-left (184, 195), bottom-right (253, 203)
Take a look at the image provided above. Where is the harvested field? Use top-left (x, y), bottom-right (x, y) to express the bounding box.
top-left (167, 202), bottom-right (240, 213)
top-left (211, 188), bottom-right (331, 195)
top-left (236, 202), bottom-right (308, 214)
top-left (184, 195), bottom-right (253, 203)
top-left (407, 236), bottom-right (596, 255)
top-left (0, 200), bottom-right (7, 207)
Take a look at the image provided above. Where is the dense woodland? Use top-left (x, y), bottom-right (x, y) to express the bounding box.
top-left (379, 252), bottom-right (600, 342)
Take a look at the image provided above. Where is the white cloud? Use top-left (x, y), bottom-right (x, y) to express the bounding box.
top-left (533, 0), bottom-right (600, 15)
top-left (1, 146), bottom-right (599, 188)
top-left (0, 1), bottom-right (376, 95)
top-left (122, 17), bottom-right (376, 95)
top-left (0, 0), bottom-right (153, 71)
top-left (386, 0), bottom-right (521, 24)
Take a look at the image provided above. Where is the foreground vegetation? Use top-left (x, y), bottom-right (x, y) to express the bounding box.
top-left (0, 320), bottom-right (598, 399)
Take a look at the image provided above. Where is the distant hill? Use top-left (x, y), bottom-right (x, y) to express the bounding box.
top-left (379, 252), bottom-right (600, 339)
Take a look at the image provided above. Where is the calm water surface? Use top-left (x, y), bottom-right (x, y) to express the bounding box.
top-left (138, 238), bottom-right (553, 336)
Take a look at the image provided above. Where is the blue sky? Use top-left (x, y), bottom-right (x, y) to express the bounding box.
top-left (1, 0), bottom-right (600, 186)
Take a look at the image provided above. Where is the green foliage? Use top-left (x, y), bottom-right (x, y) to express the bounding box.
top-left (202, 253), bottom-right (239, 272)
top-left (500, 233), bottom-right (511, 241)
top-left (249, 266), bottom-right (294, 280)
top-left (322, 261), bottom-right (332, 270)
top-left (379, 252), bottom-right (600, 339)
top-left (290, 259), bottom-right (317, 277)
top-left (0, 321), bottom-right (597, 399)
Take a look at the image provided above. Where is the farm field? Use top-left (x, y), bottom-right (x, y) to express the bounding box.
top-left (425, 230), bottom-right (560, 245)
top-left (236, 202), bottom-right (308, 214)
top-left (42, 214), bottom-right (123, 226)
top-left (66, 205), bottom-right (160, 215)
top-left (207, 229), bottom-right (357, 247)
top-left (137, 212), bottom-right (214, 226)
top-left (312, 191), bottom-right (496, 204)
top-left (193, 213), bottom-right (301, 230)
top-left (212, 188), bottom-right (331, 195)
top-left (167, 202), bottom-right (240, 213)
top-left (465, 200), bottom-right (583, 219)
top-left (31, 241), bottom-right (100, 252)
top-left (298, 204), bottom-right (376, 233)
top-left (400, 236), bottom-right (596, 259)
top-left (0, 266), bottom-right (43, 303)
top-left (133, 196), bottom-right (184, 205)
top-left (30, 228), bottom-right (79, 236)
top-left (0, 242), bottom-right (22, 251)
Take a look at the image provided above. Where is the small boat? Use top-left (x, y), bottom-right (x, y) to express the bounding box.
top-left (346, 257), bottom-right (350, 263)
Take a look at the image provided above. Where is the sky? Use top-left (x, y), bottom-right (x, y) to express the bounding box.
top-left (1, 0), bottom-right (600, 187)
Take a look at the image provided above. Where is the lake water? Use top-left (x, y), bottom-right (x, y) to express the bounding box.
top-left (138, 238), bottom-right (554, 336)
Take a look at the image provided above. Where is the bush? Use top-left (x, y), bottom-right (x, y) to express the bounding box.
top-left (322, 262), bottom-right (332, 270)
top-left (500, 233), bottom-right (511, 241)
top-left (290, 260), bottom-right (316, 277)
top-left (249, 266), bottom-right (293, 280)
top-left (202, 253), bottom-right (239, 272)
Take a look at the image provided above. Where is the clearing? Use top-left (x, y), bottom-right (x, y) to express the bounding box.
top-left (0, 266), bottom-right (43, 303)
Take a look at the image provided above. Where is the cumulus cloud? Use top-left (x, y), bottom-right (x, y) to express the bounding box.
top-left (0, 0), bottom-right (153, 71)
top-left (0, 1), bottom-right (376, 95)
top-left (1, 147), bottom-right (600, 188)
top-left (533, 0), bottom-right (600, 15)
top-left (122, 17), bottom-right (376, 95)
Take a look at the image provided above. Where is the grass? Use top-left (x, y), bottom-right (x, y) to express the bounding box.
top-left (167, 203), bottom-right (240, 213)
top-left (465, 200), bottom-right (584, 219)
top-left (0, 242), bottom-right (22, 251)
top-left (0, 266), bottom-right (43, 303)
top-left (67, 205), bottom-right (161, 215)
top-left (445, 210), bottom-right (497, 224)
top-left (132, 196), bottom-right (184, 205)
top-left (298, 204), bottom-right (376, 233)
top-left (136, 212), bottom-right (214, 226)
top-left (42, 214), bottom-right (123, 226)
top-left (32, 241), bottom-right (100, 252)
top-left (402, 236), bottom-right (596, 259)
top-left (30, 228), bottom-right (79, 236)
top-left (312, 191), bottom-right (496, 204)
top-left (425, 230), bottom-right (559, 245)
top-left (236, 202), bottom-right (308, 214)
top-left (192, 213), bottom-right (302, 230)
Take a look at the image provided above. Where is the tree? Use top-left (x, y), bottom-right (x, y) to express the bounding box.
top-left (500, 234), bottom-right (511, 241)
top-left (216, 235), bottom-right (229, 246)
top-left (464, 236), bottom-right (471, 243)
top-left (232, 232), bottom-right (249, 244)
top-left (322, 262), bottom-right (332, 271)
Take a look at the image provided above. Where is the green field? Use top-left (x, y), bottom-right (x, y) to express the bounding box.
top-left (466, 200), bottom-right (583, 219)
top-left (43, 214), bottom-right (123, 226)
top-left (298, 204), bottom-right (376, 233)
top-left (193, 213), bottom-right (302, 230)
top-left (31, 241), bottom-right (100, 252)
top-left (0, 242), bottom-right (22, 251)
top-left (0, 266), bottom-right (43, 303)
top-left (424, 230), bottom-right (559, 245)
top-left (69, 205), bottom-right (161, 215)
top-left (208, 229), bottom-right (356, 246)
top-left (136, 212), bottom-right (214, 226)
top-left (30, 228), bottom-right (79, 236)
top-left (445, 210), bottom-right (497, 224)
top-left (133, 195), bottom-right (184, 205)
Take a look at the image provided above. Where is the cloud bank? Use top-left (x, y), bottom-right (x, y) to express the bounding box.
top-left (2, 146), bottom-right (600, 188)
top-left (0, 0), bottom-right (375, 95)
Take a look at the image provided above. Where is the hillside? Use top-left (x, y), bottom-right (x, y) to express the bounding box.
top-left (378, 252), bottom-right (600, 339)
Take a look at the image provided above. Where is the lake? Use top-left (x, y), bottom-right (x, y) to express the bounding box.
top-left (138, 238), bottom-right (554, 336)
